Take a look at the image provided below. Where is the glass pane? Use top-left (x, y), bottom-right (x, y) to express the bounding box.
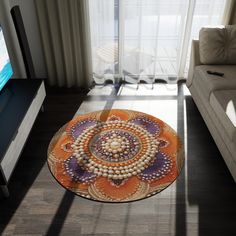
top-left (184, 0), bottom-right (227, 77)
top-left (89, 0), bottom-right (227, 83)
top-left (89, 0), bottom-right (119, 79)
top-left (123, 0), bottom-right (188, 80)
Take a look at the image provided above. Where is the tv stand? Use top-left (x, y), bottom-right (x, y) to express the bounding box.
top-left (0, 79), bottom-right (46, 197)
top-left (0, 88), bottom-right (12, 113)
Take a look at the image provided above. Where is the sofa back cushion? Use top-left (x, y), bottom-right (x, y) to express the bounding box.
top-left (199, 25), bottom-right (236, 65)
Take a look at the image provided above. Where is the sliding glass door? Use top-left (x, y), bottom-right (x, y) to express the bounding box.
top-left (122, 0), bottom-right (188, 83)
top-left (89, 0), bottom-right (228, 84)
top-left (88, 0), bottom-right (119, 84)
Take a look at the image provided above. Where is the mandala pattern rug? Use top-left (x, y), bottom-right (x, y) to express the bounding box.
top-left (48, 109), bottom-right (184, 203)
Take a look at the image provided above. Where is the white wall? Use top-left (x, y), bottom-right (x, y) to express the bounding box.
top-left (0, 0), bottom-right (26, 78)
top-left (9, 0), bottom-right (47, 78)
top-left (230, 3), bottom-right (236, 24)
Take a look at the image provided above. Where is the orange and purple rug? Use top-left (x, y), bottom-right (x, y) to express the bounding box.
top-left (48, 109), bottom-right (184, 202)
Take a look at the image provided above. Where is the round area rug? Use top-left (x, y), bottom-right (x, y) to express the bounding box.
top-left (48, 109), bottom-right (184, 203)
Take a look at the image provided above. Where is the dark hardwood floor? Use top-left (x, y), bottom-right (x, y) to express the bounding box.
top-left (0, 82), bottom-right (235, 236)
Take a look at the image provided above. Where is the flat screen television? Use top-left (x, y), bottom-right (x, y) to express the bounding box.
top-left (0, 26), bottom-right (13, 92)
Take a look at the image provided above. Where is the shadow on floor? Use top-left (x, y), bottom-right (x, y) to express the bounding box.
top-left (0, 90), bottom-right (87, 235)
top-left (185, 95), bottom-right (236, 236)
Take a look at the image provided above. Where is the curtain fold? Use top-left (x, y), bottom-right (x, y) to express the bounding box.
top-left (88, 0), bottom-right (117, 84)
top-left (222, 0), bottom-right (234, 25)
top-left (35, 0), bottom-right (93, 88)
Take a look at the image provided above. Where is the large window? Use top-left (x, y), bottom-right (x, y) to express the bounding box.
top-left (89, 0), bottom-right (227, 83)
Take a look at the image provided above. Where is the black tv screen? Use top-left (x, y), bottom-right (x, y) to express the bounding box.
top-left (0, 26), bottom-right (13, 92)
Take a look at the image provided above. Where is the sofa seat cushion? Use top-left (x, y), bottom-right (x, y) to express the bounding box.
top-left (194, 65), bottom-right (236, 100)
top-left (210, 90), bottom-right (236, 142)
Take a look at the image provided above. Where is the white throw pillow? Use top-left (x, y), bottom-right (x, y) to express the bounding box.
top-left (199, 25), bottom-right (236, 65)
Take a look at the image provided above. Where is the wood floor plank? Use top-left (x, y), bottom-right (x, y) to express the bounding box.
top-left (0, 83), bottom-right (236, 236)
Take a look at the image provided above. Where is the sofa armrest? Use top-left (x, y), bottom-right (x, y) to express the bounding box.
top-left (186, 40), bottom-right (201, 87)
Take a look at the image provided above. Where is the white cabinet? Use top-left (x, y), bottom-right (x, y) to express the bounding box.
top-left (0, 79), bottom-right (46, 197)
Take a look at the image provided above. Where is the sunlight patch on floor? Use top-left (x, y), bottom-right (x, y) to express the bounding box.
top-left (112, 99), bottom-right (178, 130)
top-left (74, 100), bottom-right (108, 117)
top-left (87, 84), bottom-right (114, 96)
top-left (119, 83), bottom-right (178, 96)
top-left (71, 83), bottom-right (200, 236)
top-left (183, 85), bottom-right (191, 96)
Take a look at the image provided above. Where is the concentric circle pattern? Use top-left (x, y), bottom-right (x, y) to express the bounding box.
top-left (48, 109), bottom-right (184, 202)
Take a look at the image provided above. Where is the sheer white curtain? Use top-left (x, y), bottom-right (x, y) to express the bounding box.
top-left (89, 0), bottom-right (118, 84)
top-left (181, 0), bottom-right (230, 78)
top-left (122, 0), bottom-right (188, 83)
top-left (35, 0), bottom-right (93, 88)
top-left (89, 0), bottom-right (229, 83)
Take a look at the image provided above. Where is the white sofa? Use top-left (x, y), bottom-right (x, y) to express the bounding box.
top-left (187, 25), bottom-right (236, 182)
